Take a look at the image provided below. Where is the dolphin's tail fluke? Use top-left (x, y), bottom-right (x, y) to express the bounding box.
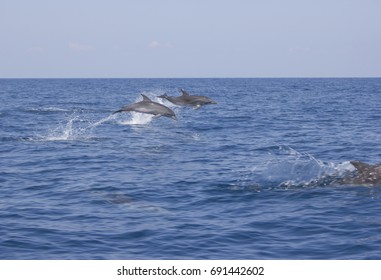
top-left (113, 105), bottom-right (132, 114)
top-left (113, 108), bottom-right (130, 114)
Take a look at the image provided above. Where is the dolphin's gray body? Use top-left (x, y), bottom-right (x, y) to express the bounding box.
top-left (113, 94), bottom-right (177, 120)
top-left (339, 161), bottom-right (381, 186)
top-left (158, 89), bottom-right (217, 109)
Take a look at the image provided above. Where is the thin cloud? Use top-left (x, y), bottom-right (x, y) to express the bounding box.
top-left (288, 46), bottom-right (311, 53)
top-left (69, 42), bottom-right (95, 52)
top-left (148, 40), bottom-right (173, 49)
top-left (149, 40), bottom-right (160, 48)
top-left (26, 47), bottom-right (45, 53)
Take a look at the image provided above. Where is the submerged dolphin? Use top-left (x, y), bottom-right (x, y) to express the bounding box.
top-left (113, 94), bottom-right (177, 120)
top-left (339, 161), bottom-right (381, 186)
top-left (158, 89), bottom-right (217, 109)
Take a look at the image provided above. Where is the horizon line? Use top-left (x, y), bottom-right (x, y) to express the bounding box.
top-left (1, 76), bottom-right (381, 79)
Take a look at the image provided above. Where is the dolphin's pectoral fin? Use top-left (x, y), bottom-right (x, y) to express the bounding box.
top-left (193, 105), bottom-right (201, 110)
top-left (152, 114), bottom-right (162, 119)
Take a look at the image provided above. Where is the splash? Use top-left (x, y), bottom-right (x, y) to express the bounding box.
top-left (118, 112), bottom-right (154, 125)
top-left (236, 145), bottom-right (356, 190)
top-left (38, 113), bottom-right (116, 141)
top-left (270, 147), bottom-right (356, 188)
top-left (41, 115), bottom-right (88, 141)
top-left (86, 114), bottom-right (117, 129)
top-left (262, 146), bottom-right (334, 183)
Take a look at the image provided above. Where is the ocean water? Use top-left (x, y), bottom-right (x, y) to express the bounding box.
top-left (0, 78), bottom-right (380, 260)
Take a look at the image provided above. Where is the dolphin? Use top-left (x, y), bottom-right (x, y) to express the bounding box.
top-left (113, 94), bottom-right (177, 120)
top-left (158, 89), bottom-right (217, 109)
top-left (336, 161), bottom-right (381, 186)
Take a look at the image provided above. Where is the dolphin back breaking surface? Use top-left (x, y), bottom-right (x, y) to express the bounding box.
top-left (303, 160), bottom-right (381, 188)
top-left (338, 161), bottom-right (381, 186)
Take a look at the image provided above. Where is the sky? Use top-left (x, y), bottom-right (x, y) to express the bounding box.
top-left (1, 0), bottom-right (380, 78)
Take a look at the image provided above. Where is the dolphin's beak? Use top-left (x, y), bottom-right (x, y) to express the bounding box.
top-left (172, 115), bottom-right (178, 121)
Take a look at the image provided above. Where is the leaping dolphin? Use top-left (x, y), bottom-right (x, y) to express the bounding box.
top-left (343, 161), bottom-right (381, 186)
top-left (113, 94), bottom-right (177, 120)
top-left (158, 89), bottom-right (217, 109)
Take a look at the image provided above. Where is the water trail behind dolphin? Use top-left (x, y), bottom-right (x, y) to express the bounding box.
top-left (86, 114), bottom-right (117, 129)
top-left (37, 113), bottom-right (116, 142)
top-left (41, 115), bottom-right (83, 141)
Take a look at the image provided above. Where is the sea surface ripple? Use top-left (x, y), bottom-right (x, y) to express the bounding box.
top-left (1, 78), bottom-right (381, 259)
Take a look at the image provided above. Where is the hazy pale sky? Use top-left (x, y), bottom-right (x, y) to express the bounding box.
top-left (1, 0), bottom-right (380, 78)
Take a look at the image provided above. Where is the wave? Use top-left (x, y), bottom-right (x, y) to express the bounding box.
top-left (92, 191), bottom-right (169, 213)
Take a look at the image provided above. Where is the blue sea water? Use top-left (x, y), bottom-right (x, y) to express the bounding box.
top-left (0, 78), bottom-right (380, 260)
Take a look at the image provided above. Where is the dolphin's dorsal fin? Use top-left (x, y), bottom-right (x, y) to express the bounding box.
top-left (350, 161), bottom-right (371, 172)
top-left (180, 89), bottom-right (190, 96)
top-left (141, 94), bottom-right (152, 101)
